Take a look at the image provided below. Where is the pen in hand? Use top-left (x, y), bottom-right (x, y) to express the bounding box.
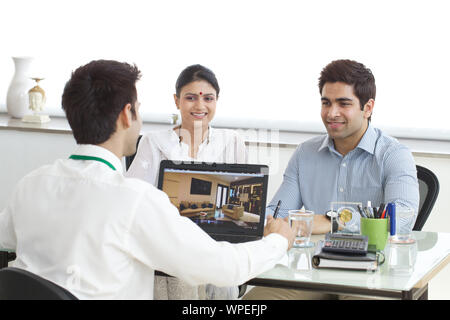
top-left (273, 200), bottom-right (282, 218)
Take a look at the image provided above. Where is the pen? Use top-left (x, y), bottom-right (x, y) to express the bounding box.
top-left (357, 205), bottom-right (366, 218)
top-left (388, 203), bottom-right (396, 235)
top-left (381, 207), bottom-right (387, 219)
top-left (273, 200), bottom-right (282, 219)
top-left (375, 206), bottom-right (381, 219)
top-left (367, 201), bottom-right (374, 218)
top-left (364, 207), bottom-right (372, 218)
top-left (391, 202), bottom-right (396, 235)
top-left (377, 203), bottom-right (385, 219)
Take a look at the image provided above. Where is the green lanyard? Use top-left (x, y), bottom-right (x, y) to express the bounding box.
top-left (69, 155), bottom-right (116, 171)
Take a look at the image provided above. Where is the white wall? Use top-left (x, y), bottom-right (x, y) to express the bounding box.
top-left (0, 130), bottom-right (77, 207)
top-left (2, 1), bottom-right (450, 138)
top-left (1, 128), bottom-right (449, 299)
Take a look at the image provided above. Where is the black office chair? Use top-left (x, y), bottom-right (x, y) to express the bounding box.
top-left (125, 135), bottom-right (143, 171)
top-left (414, 165), bottom-right (440, 231)
top-left (0, 267), bottom-right (78, 300)
top-left (0, 251), bottom-right (16, 269)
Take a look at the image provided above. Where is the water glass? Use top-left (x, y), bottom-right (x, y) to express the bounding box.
top-left (388, 241), bottom-right (418, 274)
top-left (390, 208), bottom-right (416, 244)
top-left (288, 247), bottom-right (313, 271)
top-left (288, 209), bottom-right (314, 248)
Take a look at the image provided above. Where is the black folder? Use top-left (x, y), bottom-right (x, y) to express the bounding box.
top-left (312, 240), bottom-right (379, 271)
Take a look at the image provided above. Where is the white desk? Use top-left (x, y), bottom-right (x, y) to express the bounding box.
top-left (246, 231), bottom-right (450, 300)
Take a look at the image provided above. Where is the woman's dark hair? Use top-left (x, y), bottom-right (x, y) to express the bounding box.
top-left (62, 60), bottom-right (141, 145)
top-left (318, 59), bottom-right (376, 121)
top-left (175, 64), bottom-right (220, 98)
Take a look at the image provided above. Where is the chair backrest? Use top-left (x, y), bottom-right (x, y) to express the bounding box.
top-left (0, 267), bottom-right (78, 300)
top-left (414, 165), bottom-right (440, 231)
top-left (125, 134), bottom-right (143, 171)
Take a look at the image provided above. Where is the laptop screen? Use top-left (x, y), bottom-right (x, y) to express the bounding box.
top-left (158, 161), bottom-right (269, 239)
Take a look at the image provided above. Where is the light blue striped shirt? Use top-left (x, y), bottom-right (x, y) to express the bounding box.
top-left (268, 125), bottom-right (419, 225)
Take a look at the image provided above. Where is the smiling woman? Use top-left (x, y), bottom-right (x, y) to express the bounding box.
top-left (126, 64), bottom-right (247, 185)
top-left (175, 81), bottom-right (217, 149)
top-left (174, 64), bottom-right (219, 151)
top-left (125, 64), bottom-right (247, 300)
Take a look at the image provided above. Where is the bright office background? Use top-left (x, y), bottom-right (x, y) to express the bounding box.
top-left (1, 0), bottom-right (449, 138)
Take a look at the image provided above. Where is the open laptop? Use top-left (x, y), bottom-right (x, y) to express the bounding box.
top-left (158, 160), bottom-right (269, 243)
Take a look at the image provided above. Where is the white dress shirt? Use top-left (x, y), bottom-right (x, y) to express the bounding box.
top-left (126, 127), bottom-right (248, 299)
top-left (126, 127), bottom-right (248, 186)
top-left (0, 144), bottom-right (286, 300)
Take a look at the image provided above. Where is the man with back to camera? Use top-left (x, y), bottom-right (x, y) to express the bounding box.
top-left (244, 59), bottom-right (419, 300)
top-left (0, 59), bottom-right (295, 299)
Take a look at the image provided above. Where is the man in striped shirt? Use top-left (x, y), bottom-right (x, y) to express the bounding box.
top-left (244, 59), bottom-right (419, 300)
top-left (267, 59), bottom-right (419, 233)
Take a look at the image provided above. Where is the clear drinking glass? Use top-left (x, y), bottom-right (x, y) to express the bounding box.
top-left (390, 207), bottom-right (416, 244)
top-left (288, 247), bottom-right (313, 271)
top-left (388, 241), bottom-right (418, 274)
top-left (288, 209), bottom-right (314, 248)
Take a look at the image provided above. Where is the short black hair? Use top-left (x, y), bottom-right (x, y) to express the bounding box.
top-left (62, 60), bottom-right (141, 144)
top-left (175, 64), bottom-right (220, 98)
top-left (319, 59), bottom-right (376, 121)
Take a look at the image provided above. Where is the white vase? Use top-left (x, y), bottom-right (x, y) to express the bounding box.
top-left (6, 57), bottom-right (35, 118)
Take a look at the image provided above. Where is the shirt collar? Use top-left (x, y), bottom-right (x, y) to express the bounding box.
top-left (72, 144), bottom-right (123, 172)
top-left (355, 124), bottom-right (377, 155)
top-left (318, 134), bottom-right (333, 152)
top-left (317, 123), bottom-right (376, 155)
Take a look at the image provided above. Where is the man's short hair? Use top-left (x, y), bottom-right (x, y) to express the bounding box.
top-left (62, 60), bottom-right (141, 145)
top-left (318, 59), bottom-right (376, 120)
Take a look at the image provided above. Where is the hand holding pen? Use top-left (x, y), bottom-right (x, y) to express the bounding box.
top-left (273, 200), bottom-right (282, 218)
top-left (265, 200), bottom-right (295, 249)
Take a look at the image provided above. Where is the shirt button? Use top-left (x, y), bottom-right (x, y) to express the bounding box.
top-left (339, 187), bottom-right (344, 192)
top-left (342, 163), bottom-right (346, 167)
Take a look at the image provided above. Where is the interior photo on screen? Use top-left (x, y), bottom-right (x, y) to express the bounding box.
top-left (161, 169), bottom-right (265, 231)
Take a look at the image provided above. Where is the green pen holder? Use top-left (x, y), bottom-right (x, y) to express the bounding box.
top-left (360, 218), bottom-right (389, 251)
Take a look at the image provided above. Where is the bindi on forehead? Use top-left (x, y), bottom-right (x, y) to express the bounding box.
top-left (184, 91), bottom-right (215, 97)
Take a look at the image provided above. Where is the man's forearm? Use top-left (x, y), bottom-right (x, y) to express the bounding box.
top-left (312, 215), bottom-right (331, 234)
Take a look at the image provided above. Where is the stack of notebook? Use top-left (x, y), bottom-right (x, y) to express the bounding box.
top-left (312, 240), bottom-right (380, 271)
